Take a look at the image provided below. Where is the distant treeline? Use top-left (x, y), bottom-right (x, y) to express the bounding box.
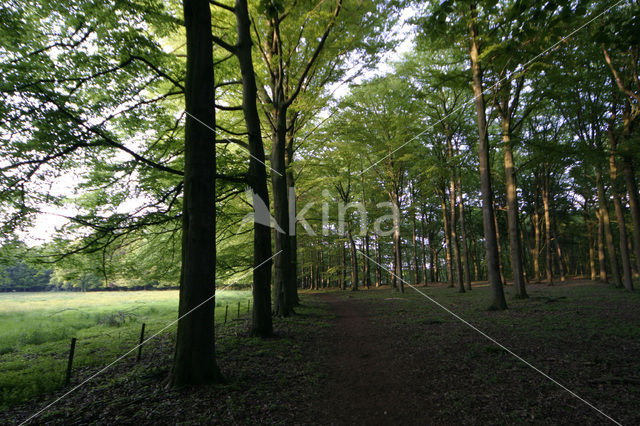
top-left (0, 259), bottom-right (251, 292)
top-left (0, 260), bottom-right (174, 292)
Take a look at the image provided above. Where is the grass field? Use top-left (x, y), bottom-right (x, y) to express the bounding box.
top-left (0, 289), bottom-right (251, 409)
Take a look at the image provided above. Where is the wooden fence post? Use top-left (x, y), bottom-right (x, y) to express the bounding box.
top-left (65, 337), bottom-right (77, 386)
top-left (224, 305), bottom-right (228, 324)
top-left (136, 323), bottom-right (146, 362)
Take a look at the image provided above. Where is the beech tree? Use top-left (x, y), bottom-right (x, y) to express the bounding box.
top-left (170, 0), bottom-right (220, 386)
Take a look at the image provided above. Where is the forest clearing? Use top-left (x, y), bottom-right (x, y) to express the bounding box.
top-left (1, 0), bottom-right (639, 424)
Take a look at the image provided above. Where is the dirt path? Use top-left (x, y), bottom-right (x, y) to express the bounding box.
top-left (310, 287), bottom-right (640, 426)
top-left (314, 293), bottom-right (432, 425)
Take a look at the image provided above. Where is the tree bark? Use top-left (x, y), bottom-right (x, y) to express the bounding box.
top-left (553, 227), bottom-right (567, 282)
top-left (440, 189), bottom-right (454, 288)
top-left (271, 105), bottom-right (294, 315)
top-left (622, 157), bottom-right (640, 277)
top-left (596, 169), bottom-right (622, 288)
top-left (597, 209), bottom-right (607, 282)
top-left (493, 205), bottom-right (506, 285)
top-left (235, 0), bottom-right (273, 336)
top-left (469, 3), bottom-right (506, 309)
top-left (285, 134), bottom-right (299, 304)
top-left (532, 173), bottom-right (542, 282)
top-left (341, 240), bottom-right (347, 290)
top-left (455, 141), bottom-right (471, 290)
top-left (421, 210), bottom-right (428, 285)
top-left (429, 231), bottom-right (437, 283)
top-left (171, 0), bottom-right (220, 386)
top-left (584, 202), bottom-right (597, 281)
top-left (501, 118), bottom-right (527, 298)
top-left (348, 229), bottom-right (358, 291)
top-left (392, 191), bottom-right (404, 292)
top-left (608, 122), bottom-right (634, 290)
top-left (446, 136), bottom-right (464, 293)
top-left (542, 169), bottom-right (554, 286)
top-left (412, 208), bottom-right (419, 285)
top-left (375, 236), bottom-right (382, 286)
top-left (364, 234), bottom-right (371, 288)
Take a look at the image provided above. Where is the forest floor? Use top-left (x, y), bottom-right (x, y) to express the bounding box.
top-left (2, 280), bottom-right (640, 425)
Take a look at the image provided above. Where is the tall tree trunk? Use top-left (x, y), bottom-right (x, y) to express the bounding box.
top-left (421, 211), bottom-right (428, 285)
top-left (501, 118), bottom-right (527, 298)
top-left (469, 3), bottom-right (506, 310)
top-left (596, 169), bottom-right (623, 288)
top-left (597, 209), bottom-right (607, 282)
top-left (454, 141), bottom-right (471, 290)
top-left (341, 241), bottom-right (347, 290)
top-left (622, 157), bottom-right (640, 277)
top-left (440, 190), bottom-right (454, 288)
top-left (235, 0), bottom-right (273, 336)
top-left (271, 106), bottom-right (294, 315)
top-left (608, 124), bottom-right (634, 290)
top-left (392, 192), bottom-right (404, 292)
top-left (471, 246), bottom-right (479, 281)
top-left (320, 247), bottom-right (326, 288)
top-left (542, 169), bottom-right (553, 286)
top-left (589, 234), bottom-right (597, 281)
top-left (542, 168), bottom-right (553, 285)
top-left (348, 229), bottom-right (358, 291)
top-left (553, 228), bottom-right (567, 282)
top-left (309, 248), bottom-right (317, 290)
top-left (584, 202), bottom-right (597, 281)
top-left (265, 15), bottom-right (294, 316)
top-left (449, 180), bottom-right (464, 292)
top-left (445, 133), bottom-right (464, 292)
top-left (171, 0), bottom-right (220, 386)
top-left (493, 204), bottom-right (506, 284)
top-left (519, 226), bottom-right (530, 286)
top-left (618, 99), bottom-right (640, 279)
top-left (532, 173), bottom-right (542, 282)
top-left (364, 234), bottom-right (371, 288)
top-left (412, 208), bottom-right (419, 285)
top-left (375, 236), bottom-right (382, 287)
top-left (429, 231), bottom-right (437, 282)
top-left (285, 131), bottom-right (299, 303)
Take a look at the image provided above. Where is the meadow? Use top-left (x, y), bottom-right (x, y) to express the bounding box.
top-left (0, 289), bottom-right (251, 409)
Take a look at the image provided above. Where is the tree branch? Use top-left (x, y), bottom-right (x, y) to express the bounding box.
top-left (210, 0), bottom-right (235, 13)
top-left (603, 45), bottom-right (640, 103)
top-left (212, 36), bottom-right (237, 54)
top-left (286, 0), bottom-right (342, 107)
top-left (129, 55), bottom-right (185, 91)
top-left (43, 94), bottom-right (184, 176)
